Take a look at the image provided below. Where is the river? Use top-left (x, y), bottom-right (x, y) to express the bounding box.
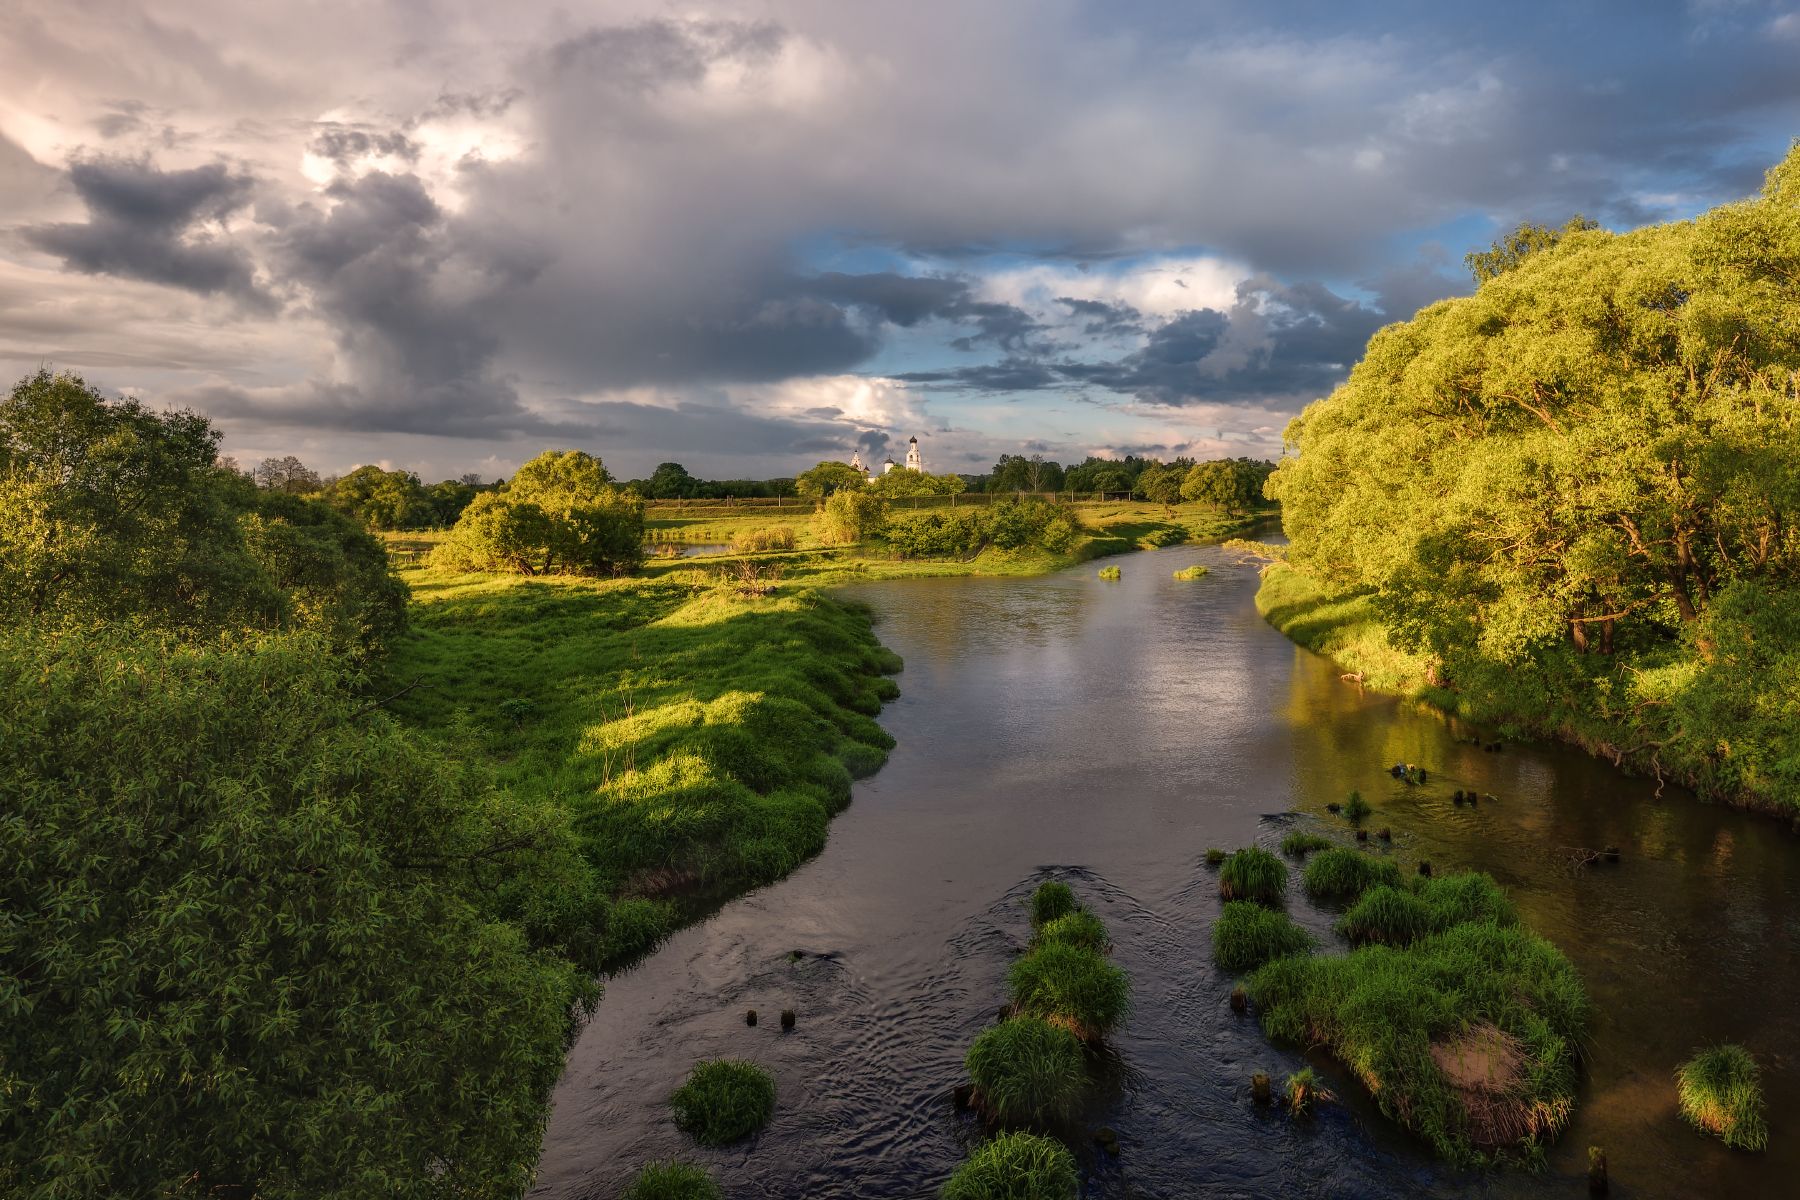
top-left (530, 540), bottom-right (1800, 1198)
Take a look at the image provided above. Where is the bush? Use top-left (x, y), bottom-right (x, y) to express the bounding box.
top-left (1008, 942), bottom-right (1131, 1041)
top-left (1218, 847), bottom-right (1287, 905)
top-left (1677, 1045), bottom-right (1768, 1151)
top-left (621, 1160), bottom-right (722, 1200)
top-left (816, 490), bottom-right (888, 545)
top-left (966, 1018), bottom-right (1088, 1127)
top-left (669, 1059), bottom-right (776, 1145)
top-left (1172, 564), bottom-right (1209, 580)
top-left (941, 1132), bottom-right (1079, 1200)
top-left (1212, 901), bottom-right (1315, 973)
top-left (1280, 831), bottom-right (1333, 857)
top-left (432, 450), bottom-right (645, 576)
top-left (1302, 847), bottom-right (1402, 904)
top-left (1034, 911), bottom-right (1110, 954)
top-left (1028, 881), bottom-right (1078, 929)
top-left (884, 509), bottom-right (989, 558)
top-left (1097, 565), bottom-right (1121, 580)
top-left (730, 526), bottom-right (797, 553)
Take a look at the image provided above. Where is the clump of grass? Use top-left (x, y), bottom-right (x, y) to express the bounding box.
top-left (729, 526), bottom-right (797, 553)
top-left (1337, 886), bottom-right (1433, 945)
top-left (1028, 881), bottom-right (1077, 929)
top-left (669, 1059), bottom-right (776, 1145)
top-left (1096, 564), bottom-right (1122, 580)
top-left (1302, 847), bottom-right (1402, 904)
top-left (1284, 1067), bottom-right (1325, 1115)
top-left (1280, 831), bottom-right (1333, 858)
top-left (1172, 565), bottom-right (1209, 580)
top-left (1212, 900), bottom-right (1315, 973)
top-left (1676, 1044), bottom-right (1767, 1151)
top-left (1035, 910), bottom-right (1110, 954)
top-left (941, 1131), bottom-right (1078, 1200)
top-left (1218, 847), bottom-right (1287, 906)
top-left (1338, 873), bottom-right (1517, 946)
top-left (965, 1018), bottom-right (1088, 1127)
top-left (1204, 847), bottom-right (1227, 867)
top-left (1341, 791), bottom-right (1372, 823)
top-left (1008, 942), bottom-right (1131, 1041)
top-left (1249, 876), bottom-right (1589, 1166)
top-left (621, 1161), bottom-right (722, 1200)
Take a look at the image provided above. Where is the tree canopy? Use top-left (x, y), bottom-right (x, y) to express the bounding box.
top-left (796, 460), bottom-right (869, 500)
top-left (432, 449), bottom-right (644, 576)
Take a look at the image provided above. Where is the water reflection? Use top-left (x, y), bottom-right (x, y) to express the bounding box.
top-left (531, 544), bottom-right (1800, 1199)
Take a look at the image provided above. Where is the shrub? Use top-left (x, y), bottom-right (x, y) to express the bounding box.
top-left (1218, 847), bottom-right (1287, 905)
top-left (1280, 831), bottom-right (1333, 857)
top-left (432, 450), bottom-right (645, 576)
top-left (966, 1018), bottom-right (1088, 1127)
top-left (1035, 910), bottom-right (1110, 954)
top-left (1677, 1045), bottom-right (1768, 1151)
top-left (816, 490), bottom-right (888, 545)
top-left (1212, 901), bottom-right (1315, 973)
top-left (941, 1131), bottom-right (1079, 1200)
top-left (1008, 943), bottom-right (1131, 1040)
top-left (730, 526), bottom-right (797, 553)
top-left (1342, 791), bottom-right (1372, 823)
top-left (621, 1160), bottom-right (722, 1200)
top-left (1302, 847), bottom-right (1402, 904)
top-left (669, 1060), bottom-right (776, 1145)
top-left (1097, 565), bottom-right (1121, 580)
top-left (1029, 881), bottom-right (1078, 929)
top-left (1172, 564), bottom-right (1209, 580)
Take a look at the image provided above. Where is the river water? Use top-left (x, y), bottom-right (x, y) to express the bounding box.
top-left (530, 541), bottom-right (1800, 1198)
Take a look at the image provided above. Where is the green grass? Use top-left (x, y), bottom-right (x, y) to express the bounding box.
top-left (1034, 910), bottom-right (1111, 954)
top-left (1285, 1067), bottom-right (1324, 1115)
top-left (941, 1131), bottom-right (1079, 1200)
top-left (1172, 565), bottom-right (1210, 580)
top-left (1677, 1044), bottom-right (1768, 1151)
top-left (386, 568), bottom-right (902, 966)
top-left (1218, 847), bottom-right (1287, 905)
top-left (1028, 881), bottom-right (1078, 930)
top-left (1211, 900), bottom-right (1316, 973)
top-left (1096, 565), bottom-right (1121, 580)
top-left (1248, 875), bottom-right (1588, 1166)
top-left (1204, 847), bottom-right (1227, 866)
top-left (669, 1059), bottom-right (776, 1146)
top-left (1253, 562), bottom-right (1433, 693)
top-left (1342, 791), bottom-right (1372, 824)
top-left (1280, 831), bottom-right (1334, 857)
top-left (1302, 847), bottom-right (1403, 905)
top-left (621, 1160), bottom-right (722, 1200)
top-left (1008, 942), bottom-right (1131, 1041)
top-left (965, 1018), bottom-right (1088, 1128)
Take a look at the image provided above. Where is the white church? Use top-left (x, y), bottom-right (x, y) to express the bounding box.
top-left (849, 436), bottom-right (924, 481)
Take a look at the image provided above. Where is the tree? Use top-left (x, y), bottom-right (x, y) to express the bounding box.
top-left (0, 628), bottom-right (592, 1200)
top-left (796, 460), bottom-right (868, 502)
top-left (1464, 215), bottom-right (1602, 285)
top-left (645, 462), bottom-right (699, 500)
top-left (1182, 459), bottom-right (1262, 514)
top-left (324, 464), bottom-right (433, 530)
top-left (254, 455), bottom-right (322, 493)
top-left (425, 478), bottom-right (479, 526)
top-left (1135, 462), bottom-right (1185, 512)
top-left (432, 449), bottom-right (643, 576)
top-left (868, 469), bottom-right (963, 498)
top-left (815, 490), bottom-right (887, 545)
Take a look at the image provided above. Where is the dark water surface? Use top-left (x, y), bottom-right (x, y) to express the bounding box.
top-left (531, 543), bottom-right (1800, 1198)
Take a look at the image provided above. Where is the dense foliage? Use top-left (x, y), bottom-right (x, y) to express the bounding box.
top-left (431, 449), bottom-right (645, 576)
top-left (815, 489), bottom-right (888, 544)
top-left (1266, 144), bottom-right (1800, 813)
top-left (0, 370), bottom-right (406, 656)
top-left (0, 629), bottom-right (591, 1200)
top-left (883, 498), bottom-right (1079, 559)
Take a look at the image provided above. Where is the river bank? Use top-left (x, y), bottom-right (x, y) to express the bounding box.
top-left (1253, 559), bottom-right (1800, 827)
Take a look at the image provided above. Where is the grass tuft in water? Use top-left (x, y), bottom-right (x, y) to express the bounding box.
top-left (965, 1017), bottom-right (1088, 1128)
top-left (621, 1160), bottom-right (722, 1200)
top-left (1034, 910), bottom-right (1111, 954)
top-left (1342, 791), bottom-right (1373, 823)
top-left (1204, 847), bottom-right (1227, 867)
top-left (669, 1059), bottom-right (776, 1145)
top-left (1284, 1067), bottom-right (1325, 1115)
top-left (1028, 881), bottom-right (1078, 930)
top-left (1172, 565), bottom-right (1210, 580)
top-left (1218, 847), bottom-right (1287, 906)
top-left (1096, 565), bottom-right (1122, 580)
top-left (1676, 1044), bottom-right (1768, 1151)
top-left (1280, 831), bottom-right (1334, 858)
top-left (940, 1131), bottom-right (1079, 1200)
top-left (1302, 847), bottom-right (1402, 904)
top-left (1212, 900), bottom-right (1316, 973)
top-left (1008, 942), bottom-right (1131, 1041)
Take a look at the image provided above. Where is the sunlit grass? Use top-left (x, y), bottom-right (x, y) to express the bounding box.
top-left (669, 1059), bottom-right (776, 1146)
top-left (1677, 1044), bottom-right (1768, 1151)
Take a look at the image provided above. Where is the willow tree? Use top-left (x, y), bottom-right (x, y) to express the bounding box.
top-left (1267, 144), bottom-right (1800, 804)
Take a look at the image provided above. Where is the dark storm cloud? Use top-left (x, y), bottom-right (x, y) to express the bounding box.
top-left (1057, 296), bottom-right (1144, 337)
top-left (308, 124), bottom-right (419, 165)
top-left (800, 271), bottom-right (1047, 351)
top-left (899, 358), bottom-right (1064, 392)
top-left (22, 156), bottom-right (266, 302)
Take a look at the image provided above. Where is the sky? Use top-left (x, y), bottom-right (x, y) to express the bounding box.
top-left (2, 1), bottom-right (1798, 482)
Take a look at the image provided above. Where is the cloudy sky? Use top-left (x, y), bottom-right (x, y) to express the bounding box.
top-left (3, 1), bottom-right (1798, 481)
